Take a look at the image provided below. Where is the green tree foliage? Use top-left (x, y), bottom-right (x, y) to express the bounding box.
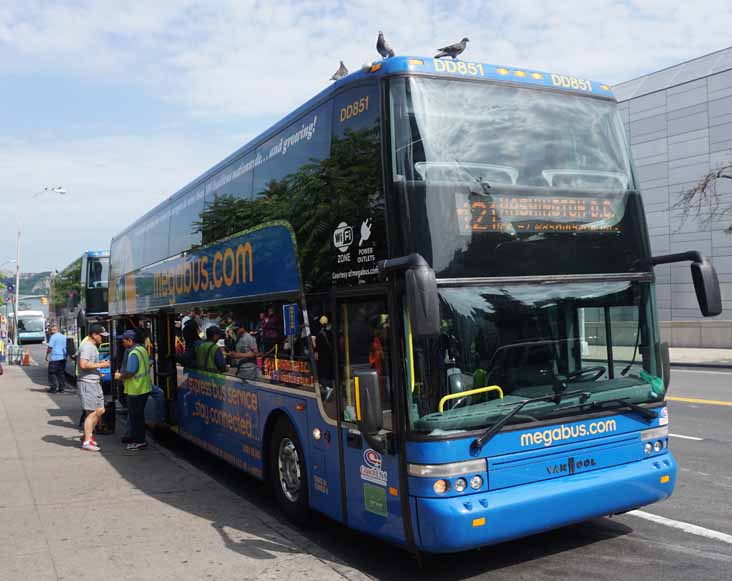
top-left (195, 127), bottom-right (383, 290)
top-left (51, 259), bottom-right (82, 318)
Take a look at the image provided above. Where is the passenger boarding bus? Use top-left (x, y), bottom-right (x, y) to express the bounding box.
top-left (17, 310), bottom-right (46, 344)
top-left (51, 251), bottom-right (111, 384)
top-left (108, 56), bottom-right (722, 553)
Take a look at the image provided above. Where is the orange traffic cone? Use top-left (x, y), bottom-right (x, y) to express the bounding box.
top-left (22, 349), bottom-right (30, 366)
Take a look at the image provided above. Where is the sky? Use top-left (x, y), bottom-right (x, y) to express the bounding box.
top-left (1, 0), bottom-right (732, 273)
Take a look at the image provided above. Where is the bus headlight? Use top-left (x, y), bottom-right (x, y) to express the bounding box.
top-left (470, 475), bottom-right (483, 490)
top-left (433, 479), bottom-right (449, 494)
top-left (454, 478), bottom-right (467, 493)
top-left (642, 426), bottom-right (668, 455)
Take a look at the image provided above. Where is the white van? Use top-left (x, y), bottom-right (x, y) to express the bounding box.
top-left (17, 310), bottom-right (46, 344)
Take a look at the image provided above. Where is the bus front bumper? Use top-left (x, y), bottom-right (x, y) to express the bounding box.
top-left (413, 453), bottom-right (676, 553)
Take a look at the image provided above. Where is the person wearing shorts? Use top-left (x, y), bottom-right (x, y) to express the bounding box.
top-left (78, 324), bottom-right (110, 451)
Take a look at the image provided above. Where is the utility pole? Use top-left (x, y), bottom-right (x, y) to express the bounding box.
top-left (14, 227), bottom-right (20, 345)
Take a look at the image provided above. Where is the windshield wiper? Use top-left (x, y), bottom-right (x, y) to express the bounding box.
top-left (548, 397), bottom-right (657, 422)
top-left (470, 389), bottom-right (586, 453)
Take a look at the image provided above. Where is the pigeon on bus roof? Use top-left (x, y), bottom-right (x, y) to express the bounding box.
top-left (376, 31), bottom-right (395, 59)
top-left (331, 61), bottom-right (349, 81)
top-left (435, 37), bottom-right (469, 59)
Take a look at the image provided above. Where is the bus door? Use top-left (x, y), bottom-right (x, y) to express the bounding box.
top-left (336, 295), bottom-right (405, 543)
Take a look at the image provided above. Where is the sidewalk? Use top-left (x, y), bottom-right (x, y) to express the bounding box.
top-left (0, 363), bottom-right (368, 581)
top-left (669, 348), bottom-right (732, 367)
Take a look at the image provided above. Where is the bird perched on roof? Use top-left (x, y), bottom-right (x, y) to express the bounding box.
top-left (435, 37), bottom-right (469, 59)
top-left (331, 61), bottom-right (348, 81)
top-left (376, 31), bottom-right (395, 59)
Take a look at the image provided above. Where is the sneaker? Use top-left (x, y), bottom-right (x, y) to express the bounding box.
top-left (121, 436), bottom-right (133, 444)
top-left (126, 442), bottom-right (147, 451)
top-left (89, 437), bottom-right (99, 448)
top-left (81, 441), bottom-right (100, 452)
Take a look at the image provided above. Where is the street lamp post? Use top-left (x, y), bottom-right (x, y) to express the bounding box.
top-left (0, 259), bottom-right (16, 330)
top-left (13, 186), bottom-right (68, 344)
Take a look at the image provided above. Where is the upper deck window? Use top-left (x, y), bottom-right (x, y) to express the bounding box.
top-left (390, 77), bottom-right (633, 191)
top-left (387, 77), bottom-right (650, 278)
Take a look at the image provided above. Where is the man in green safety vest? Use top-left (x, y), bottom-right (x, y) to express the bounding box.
top-left (114, 329), bottom-right (152, 450)
top-left (195, 326), bottom-right (228, 373)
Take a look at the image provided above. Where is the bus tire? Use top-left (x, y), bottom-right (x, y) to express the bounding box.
top-left (269, 418), bottom-right (310, 524)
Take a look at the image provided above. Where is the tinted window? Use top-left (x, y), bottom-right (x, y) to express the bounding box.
top-left (169, 188), bottom-right (205, 256)
top-left (142, 204), bottom-right (171, 267)
top-left (253, 101), bottom-right (333, 197)
top-left (329, 83), bottom-right (386, 287)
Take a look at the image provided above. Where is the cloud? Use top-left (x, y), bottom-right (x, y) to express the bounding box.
top-left (0, 131), bottom-right (245, 271)
top-left (2, 1), bottom-right (732, 115)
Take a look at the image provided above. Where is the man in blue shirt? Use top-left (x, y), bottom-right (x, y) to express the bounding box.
top-left (46, 324), bottom-right (67, 393)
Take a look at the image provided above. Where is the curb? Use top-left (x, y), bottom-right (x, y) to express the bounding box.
top-left (133, 417), bottom-right (372, 581)
top-left (670, 362), bottom-right (732, 370)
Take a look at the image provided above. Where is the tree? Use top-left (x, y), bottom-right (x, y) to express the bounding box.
top-left (194, 126), bottom-right (384, 291)
top-left (675, 161), bottom-right (732, 234)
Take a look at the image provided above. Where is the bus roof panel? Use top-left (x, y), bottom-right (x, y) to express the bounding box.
top-left (375, 56), bottom-right (614, 99)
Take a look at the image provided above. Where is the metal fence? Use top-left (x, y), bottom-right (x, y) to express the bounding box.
top-left (5, 345), bottom-right (24, 365)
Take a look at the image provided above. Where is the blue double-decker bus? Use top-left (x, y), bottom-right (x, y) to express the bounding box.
top-left (51, 250), bottom-right (111, 384)
top-left (108, 56), bottom-right (722, 553)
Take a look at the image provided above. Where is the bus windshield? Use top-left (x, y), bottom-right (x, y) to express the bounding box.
top-left (87, 256), bottom-right (109, 289)
top-left (390, 76), bottom-right (632, 190)
top-left (19, 317), bottom-right (45, 332)
top-left (408, 280), bottom-right (663, 435)
top-left (389, 77), bottom-right (649, 279)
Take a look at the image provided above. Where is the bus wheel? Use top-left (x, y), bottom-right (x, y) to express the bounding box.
top-left (270, 419), bottom-right (309, 524)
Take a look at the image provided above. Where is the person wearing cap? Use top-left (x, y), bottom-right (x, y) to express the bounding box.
top-left (78, 324), bottom-right (110, 452)
top-left (194, 326), bottom-right (227, 373)
top-left (114, 330), bottom-right (152, 450)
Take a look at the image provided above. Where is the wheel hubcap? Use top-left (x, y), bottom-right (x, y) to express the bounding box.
top-left (278, 437), bottom-right (301, 502)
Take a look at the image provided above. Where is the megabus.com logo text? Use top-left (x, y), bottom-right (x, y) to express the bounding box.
top-left (520, 419), bottom-right (617, 447)
top-left (153, 242), bottom-right (253, 302)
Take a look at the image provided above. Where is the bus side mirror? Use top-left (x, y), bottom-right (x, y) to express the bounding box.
top-left (355, 371), bottom-right (382, 435)
top-left (652, 252), bottom-right (722, 317)
top-left (355, 371), bottom-right (387, 452)
top-left (378, 253), bottom-right (440, 338)
top-left (66, 337), bottom-right (77, 359)
top-left (690, 258), bottom-right (722, 317)
top-left (77, 309), bottom-right (87, 332)
top-left (405, 266), bottom-right (440, 337)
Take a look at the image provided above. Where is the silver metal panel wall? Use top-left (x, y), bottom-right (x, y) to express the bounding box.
top-left (617, 60), bottom-right (732, 323)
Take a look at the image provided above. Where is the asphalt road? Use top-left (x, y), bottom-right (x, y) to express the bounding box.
top-left (26, 344), bottom-right (732, 580)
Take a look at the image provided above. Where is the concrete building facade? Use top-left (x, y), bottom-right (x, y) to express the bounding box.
top-left (614, 47), bottom-right (732, 348)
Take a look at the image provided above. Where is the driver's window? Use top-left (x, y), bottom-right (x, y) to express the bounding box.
top-left (582, 306), bottom-right (645, 380)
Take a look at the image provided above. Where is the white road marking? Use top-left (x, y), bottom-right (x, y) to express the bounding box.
top-left (629, 510), bottom-right (732, 545)
top-left (669, 433), bottom-right (704, 441)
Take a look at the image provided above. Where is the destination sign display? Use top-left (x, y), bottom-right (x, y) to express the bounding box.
top-left (454, 192), bottom-right (623, 234)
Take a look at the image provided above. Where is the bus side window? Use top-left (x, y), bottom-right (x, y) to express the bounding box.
top-left (337, 299), bottom-right (392, 429)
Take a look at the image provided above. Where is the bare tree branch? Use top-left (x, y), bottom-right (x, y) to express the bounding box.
top-left (674, 161), bottom-right (732, 234)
